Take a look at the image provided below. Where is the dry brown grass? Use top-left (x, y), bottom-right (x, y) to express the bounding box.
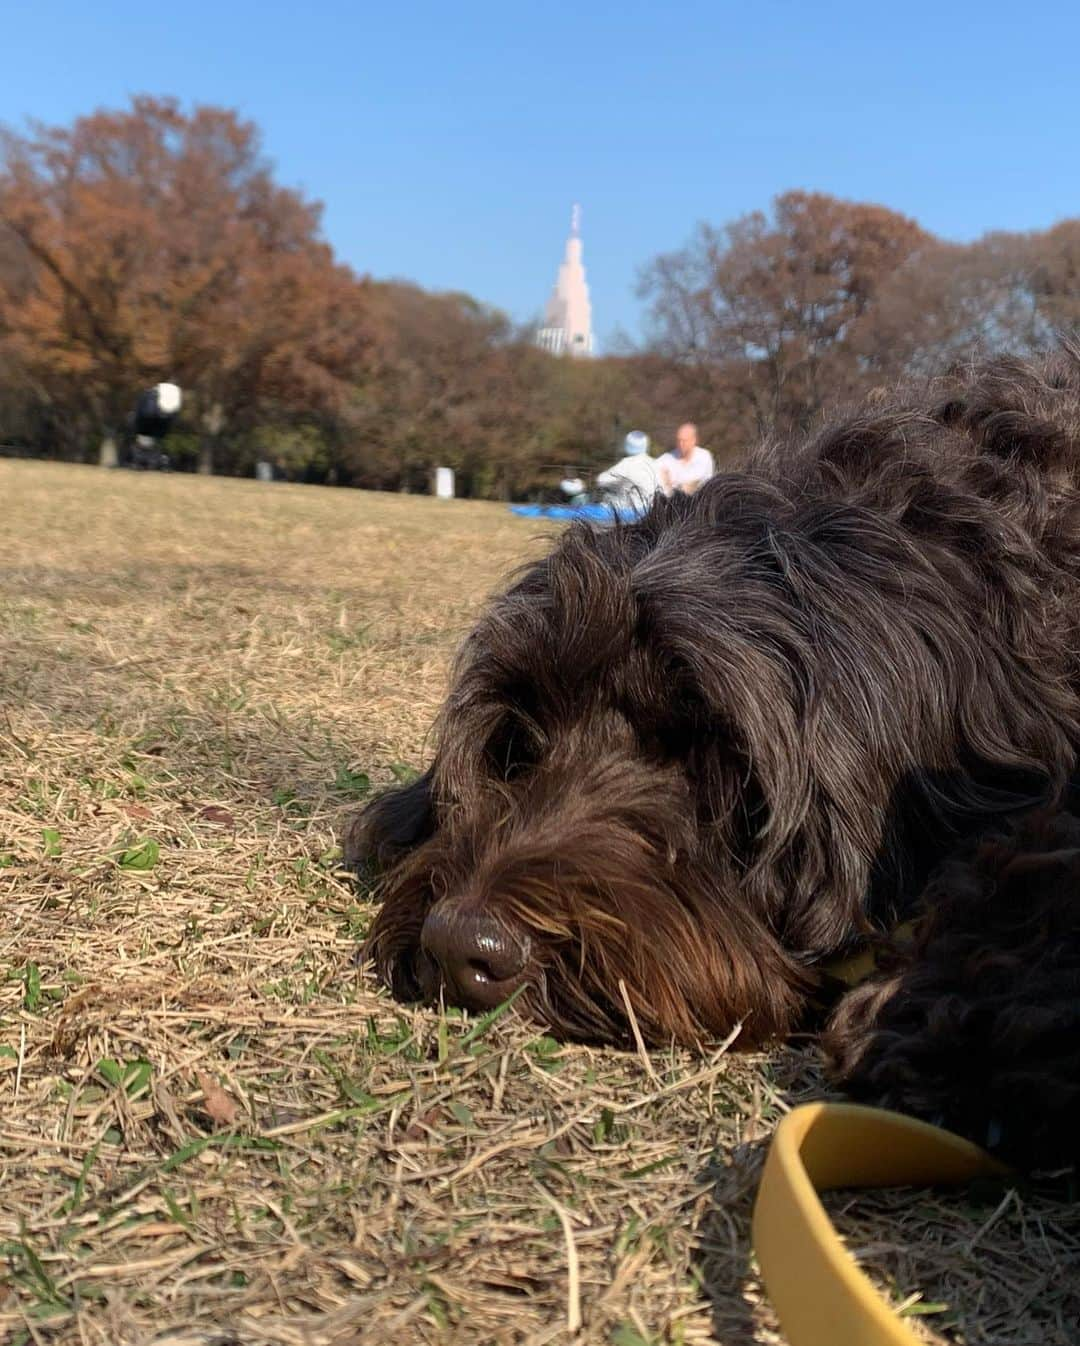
top-left (1, 459), bottom-right (1076, 1346)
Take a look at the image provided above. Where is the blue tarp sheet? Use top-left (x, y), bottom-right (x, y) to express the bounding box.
top-left (509, 502), bottom-right (641, 524)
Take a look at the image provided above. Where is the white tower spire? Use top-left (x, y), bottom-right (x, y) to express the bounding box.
top-left (537, 204), bottom-right (593, 357)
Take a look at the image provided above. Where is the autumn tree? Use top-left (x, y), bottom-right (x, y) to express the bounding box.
top-left (341, 282), bottom-right (518, 491)
top-left (328, 283), bottom-right (642, 498)
top-left (638, 191), bottom-right (931, 452)
top-left (0, 96), bottom-right (373, 469)
top-left (1018, 220), bottom-right (1080, 346)
top-left (854, 230), bottom-right (1050, 388)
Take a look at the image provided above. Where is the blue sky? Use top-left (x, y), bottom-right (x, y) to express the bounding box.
top-left (3, 1), bottom-right (1080, 348)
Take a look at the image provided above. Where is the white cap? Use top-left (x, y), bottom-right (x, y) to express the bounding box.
top-left (624, 431), bottom-right (650, 456)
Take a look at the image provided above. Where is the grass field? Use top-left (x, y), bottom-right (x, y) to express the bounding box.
top-left (1, 460), bottom-right (1077, 1346)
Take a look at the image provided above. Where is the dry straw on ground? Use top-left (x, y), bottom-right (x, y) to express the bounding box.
top-left (1, 460), bottom-right (1076, 1346)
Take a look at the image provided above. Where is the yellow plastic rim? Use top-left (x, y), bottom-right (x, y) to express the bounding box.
top-left (751, 1103), bottom-right (1008, 1346)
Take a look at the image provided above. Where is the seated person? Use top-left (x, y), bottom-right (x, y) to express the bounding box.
top-left (595, 431), bottom-right (661, 511)
top-left (656, 423), bottom-right (714, 495)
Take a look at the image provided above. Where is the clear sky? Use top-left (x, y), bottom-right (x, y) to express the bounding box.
top-left (3, 1), bottom-right (1079, 348)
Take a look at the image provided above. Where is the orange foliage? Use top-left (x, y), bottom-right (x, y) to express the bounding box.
top-left (0, 96), bottom-right (373, 460)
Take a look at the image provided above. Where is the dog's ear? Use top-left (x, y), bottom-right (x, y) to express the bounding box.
top-left (343, 769), bottom-right (435, 874)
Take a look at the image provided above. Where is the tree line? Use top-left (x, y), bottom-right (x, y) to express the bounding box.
top-left (2, 97), bottom-right (1078, 498)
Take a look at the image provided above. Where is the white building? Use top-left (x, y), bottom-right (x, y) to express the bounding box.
top-left (536, 204), bottom-right (594, 357)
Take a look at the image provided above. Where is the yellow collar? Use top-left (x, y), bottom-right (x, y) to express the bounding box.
top-left (819, 920), bottom-right (919, 990)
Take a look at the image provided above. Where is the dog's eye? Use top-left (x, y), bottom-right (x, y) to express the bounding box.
top-left (484, 715), bottom-right (542, 782)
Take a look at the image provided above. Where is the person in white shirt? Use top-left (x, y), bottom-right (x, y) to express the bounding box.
top-left (595, 431), bottom-right (662, 512)
top-left (656, 423), bottom-right (715, 496)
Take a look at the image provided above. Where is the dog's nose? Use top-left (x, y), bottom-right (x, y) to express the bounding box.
top-left (420, 906), bottom-right (529, 1009)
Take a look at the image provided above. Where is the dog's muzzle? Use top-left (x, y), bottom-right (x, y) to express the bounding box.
top-left (417, 904), bottom-right (530, 1010)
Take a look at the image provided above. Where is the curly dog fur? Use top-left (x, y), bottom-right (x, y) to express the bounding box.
top-left (347, 346), bottom-right (1080, 1169)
